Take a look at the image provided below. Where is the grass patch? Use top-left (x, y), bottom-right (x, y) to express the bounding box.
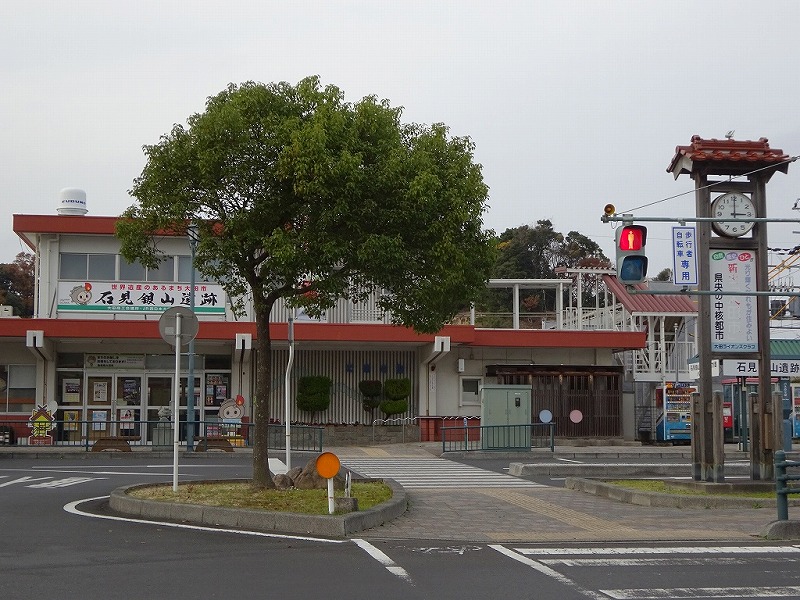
top-left (129, 481), bottom-right (392, 515)
top-left (606, 479), bottom-right (778, 499)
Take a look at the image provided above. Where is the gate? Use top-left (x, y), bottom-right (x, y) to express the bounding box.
top-left (488, 365), bottom-right (622, 437)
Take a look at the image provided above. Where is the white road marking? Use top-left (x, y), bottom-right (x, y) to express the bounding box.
top-left (601, 586), bottom-right (800, 599)
top-left (343, 458), bottom-right (544, 489)
top-left (489, 544), bottom-right (607, 600)
top-left (352, 538), bottom-right (413, 583)
top-left (0, 476), bottom-right (52, 487)
top-left (514, 546), bottom-right (800, 556)
top-left (29, 476), bottom-right (103, 488)
top-left (64, 496), bottom-right (345, 543)
top-left (556, 458), bottom-right (583, 463)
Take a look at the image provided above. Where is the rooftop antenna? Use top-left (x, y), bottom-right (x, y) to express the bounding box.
top-left (725, 130), bottom-right (735, 140)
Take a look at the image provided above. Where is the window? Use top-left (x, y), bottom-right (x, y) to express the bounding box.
top-left (60, 253), bottom-right (116, 280)
top-left (119, 257), bottom-right (145, 281)
top-left (460, 377), bottom-right (482, 407)
top-left (146, 257), bottom-right (175, 282)
top-left (60, 253), bottom-right (88, 279)
top-left (178, 256), bottom-right (203, 283)
top-left (1, 364), bottom-right (37, 413)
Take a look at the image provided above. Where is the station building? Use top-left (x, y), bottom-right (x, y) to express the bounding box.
top-left (0, 192), bottom-right (646, 446)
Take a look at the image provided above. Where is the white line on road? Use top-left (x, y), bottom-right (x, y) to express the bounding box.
top-left (352, 538), bottom-right (413, 584)
top-left (514, 546), bottom-right (800, 556)
top-left (489, 544), bottom-right (607, 600)
top-left (601, 586), bottom-right (800, 599)
top-left (64, 496), bottom-right (345, 543)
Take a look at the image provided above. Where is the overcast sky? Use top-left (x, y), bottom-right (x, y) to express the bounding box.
top-left (4, 0), bottom-right (800, 278)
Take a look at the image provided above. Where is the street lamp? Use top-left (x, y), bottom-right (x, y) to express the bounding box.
top-left (186, 223), bottom-right (198, 451)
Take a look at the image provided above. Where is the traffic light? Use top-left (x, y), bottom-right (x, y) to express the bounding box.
top-left (615, 224), bottom-right (648, 284)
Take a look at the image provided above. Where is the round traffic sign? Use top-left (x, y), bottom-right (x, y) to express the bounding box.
top-left (158, 306), bottom-right (199, 347)
top-left (315, 452), bottom-right (341, 479)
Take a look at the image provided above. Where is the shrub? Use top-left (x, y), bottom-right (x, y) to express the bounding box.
top-left (383, 378), bottom-right (411, 401)
top-left (359, 379), bottom-right (382, 410)
top-left (380, 398), bottom-right (408, 416)
top-left (296, 376), bottom-right (332, 421)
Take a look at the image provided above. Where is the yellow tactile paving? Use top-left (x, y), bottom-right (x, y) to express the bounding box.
top-left (478, 488), bottom-right (639, 535)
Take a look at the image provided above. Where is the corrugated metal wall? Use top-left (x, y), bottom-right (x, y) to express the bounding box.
top-left (270, 295), bottom-right (392, 324)
top-left (267, 348), bottom-right (418, 424)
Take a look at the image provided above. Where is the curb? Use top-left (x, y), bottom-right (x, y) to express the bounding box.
top-left (511, 463), bottom-right (752, 477)
top-left (564, 477), bottom-right (794, 509)
top-left (762, 520), bottom-right (800, 540)
top-left (109, 478), bottom-right (407, 538)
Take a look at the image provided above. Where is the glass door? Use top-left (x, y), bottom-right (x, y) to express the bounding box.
top-left (87, 375), bottom-right (112, 440)
top-left (116, 375), bottom-right (142, 440)
top-left (146, 375), bottom-right (173, 444)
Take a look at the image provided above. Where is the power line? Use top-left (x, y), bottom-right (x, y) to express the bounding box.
top-left (619, 155), bottom-right (800, 214)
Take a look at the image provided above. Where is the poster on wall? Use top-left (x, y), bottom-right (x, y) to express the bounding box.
top-left (119, 409), bottom-right (135, 430)
top-left (121, 378), bottom-right (140, 404)
top-left (91, 410), bottom-right (107, 431)
top-left (63, 410), bottom-right (80, 431)
top-left (93, 381), bottom-right (109, 404)
top-left (63, 379), bottom-right (81, 404)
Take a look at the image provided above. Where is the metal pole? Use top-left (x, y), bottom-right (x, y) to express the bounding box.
top-left (173, 313), bottom-right (182, 492)
top-left (187, 224), bottom-right (197, 451)
top-left (285, 312), bottom-right (295, 470)
top-left (776, 450), bottom-right (788, 521)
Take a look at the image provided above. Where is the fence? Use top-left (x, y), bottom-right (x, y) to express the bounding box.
top-left (371, 417), bottom-right (417, 443)
top-left (0, 419), bottom-right (323, 453)
top-left (775, 450), bottom-right (800, 521)
top-left (441, 423), bottom-right (555, 453)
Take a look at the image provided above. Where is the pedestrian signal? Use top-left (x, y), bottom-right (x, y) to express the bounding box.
top-left (616, 225), bottom-right (648, 284)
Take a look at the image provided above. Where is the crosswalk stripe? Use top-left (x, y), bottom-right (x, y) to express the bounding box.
top-left (342, 458), bottom-right (544, 489)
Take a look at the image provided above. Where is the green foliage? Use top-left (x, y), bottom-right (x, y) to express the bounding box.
top-left (0, 253), bottom-right (35, 317)
top-left (481, 222), bottom-right (611, 315)
top-left (379, 399), bottom-right (409, 417)
top-left (296, 376), bottom-right (332, 415)
top-left (383, 378), bottom-right (411, 401)
top-left (116, 76), bottom-right (494, 486)
top-left (654, 268), bottom-right (672, 282)
top-left (359, 380), bottom-right (382, 397)
top-left (359, 380), bottom-right (383, 410)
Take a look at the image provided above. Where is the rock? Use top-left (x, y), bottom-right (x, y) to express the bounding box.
top-left (285, 466), bottom-right (303, 481)
top-left (292, 457), bottom-right (346, 490)
top-left (273, 473), bottom-right (294, 490)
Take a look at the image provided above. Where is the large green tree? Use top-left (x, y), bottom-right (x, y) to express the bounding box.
top-left (116, 77), bottom-right (495, 487)
top-left (480, 222), bottom-right (610, 318)
top-left (0, 252), bottom-right (35, 317)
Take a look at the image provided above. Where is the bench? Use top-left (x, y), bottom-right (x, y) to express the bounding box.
top-left (193, 436), bottom-right (234, 452)
top-left (92, 436), bottom-right (140, 452)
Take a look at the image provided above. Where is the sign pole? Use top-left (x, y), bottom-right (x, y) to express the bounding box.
top-left (173, 312), bottom-right (182, 492)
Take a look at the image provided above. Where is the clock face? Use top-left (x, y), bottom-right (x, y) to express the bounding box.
top-left (711, 192), bottom-right (755, 237)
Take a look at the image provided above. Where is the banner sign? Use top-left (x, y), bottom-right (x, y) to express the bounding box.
top-left (672, 226), bottom-right (698, 285)
top-left (709, 250), bottom-right (757, 352)
top-left (722, 359), bottom-right (800, 377)
top-left (57, 281), bottom-right (226, 314)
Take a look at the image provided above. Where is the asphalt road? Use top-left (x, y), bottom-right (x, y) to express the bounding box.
top-left (3, 455), bottom-right (800, 599)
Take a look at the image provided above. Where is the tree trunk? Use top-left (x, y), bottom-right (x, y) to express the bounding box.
top-left (251, 301), bottom-right (275, 489)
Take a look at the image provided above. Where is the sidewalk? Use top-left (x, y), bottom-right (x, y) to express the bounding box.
top-left (329, 441), bottom-right (793, 543)
top-left (2, 441), bottom-right (795, 542)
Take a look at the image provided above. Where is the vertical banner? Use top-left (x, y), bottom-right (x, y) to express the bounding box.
top-left (672, 226), bottom-right (698, 285)
top-left (709, 249), bottom-right (758, 352)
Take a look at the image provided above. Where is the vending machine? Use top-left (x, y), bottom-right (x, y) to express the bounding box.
top-left (655, 383), bottom-right (694, 442)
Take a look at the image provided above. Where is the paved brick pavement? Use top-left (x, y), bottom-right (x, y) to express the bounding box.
top-left (329, 442), bottom-right (782, 543)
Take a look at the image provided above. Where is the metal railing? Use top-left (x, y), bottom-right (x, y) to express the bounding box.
top-left (371, 416), bottom-right (417, 443)
top-left (775, 450), bottom-right (800, 520)
top-left (0, 419), bottom-right (323, 453)
top-left (441, 423), bottom-right (555, 453)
